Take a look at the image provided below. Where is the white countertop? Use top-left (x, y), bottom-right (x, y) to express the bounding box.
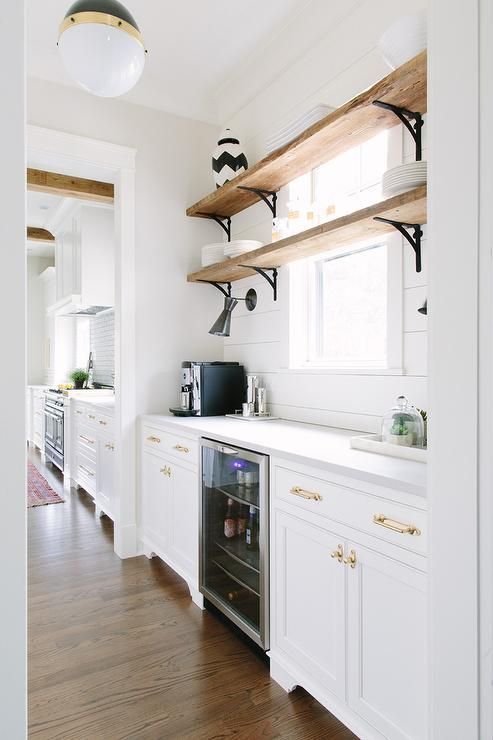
top-left (141, 415), bottom-right (427, 499)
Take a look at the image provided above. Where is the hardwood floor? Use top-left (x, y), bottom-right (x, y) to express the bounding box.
top-left (28, 449), bottom-right (357, 740)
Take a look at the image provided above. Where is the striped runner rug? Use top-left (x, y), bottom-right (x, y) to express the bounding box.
top-left (27, 461), bottom-right (64, 508)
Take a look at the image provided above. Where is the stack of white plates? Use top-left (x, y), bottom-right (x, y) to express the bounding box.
top-left (378, 11), bottom-right (427, 70)
top-left (382, 161), bottom-right (427, 197)
top-left (266, 105), bottom-right (334, 154)
top-left (201, 242), bottom-right (225, 267)
top-left (224, 239), bottom-right (263, 259)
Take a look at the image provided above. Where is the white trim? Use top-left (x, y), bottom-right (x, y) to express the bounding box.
top-left (27, 126), bottom-right (138, 559)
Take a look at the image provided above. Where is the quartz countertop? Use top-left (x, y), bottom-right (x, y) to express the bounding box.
top-left (141, 415), bottom-right (427, 499)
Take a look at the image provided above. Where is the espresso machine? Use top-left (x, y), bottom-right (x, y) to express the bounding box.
top-left (170, 361), bottom-right (245, 417)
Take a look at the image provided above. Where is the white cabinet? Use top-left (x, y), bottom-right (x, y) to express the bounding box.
top-left (27, 387), bottom-right (46, 451)
top-left (97, 437), bottom-right (116, 520)
top-left (139, 424), bottom-right (201, 608)
top-left (273, 510), bottom-right (346, 700)
top-left (270, 458), bottom-right (428, 740)
top-left (346, 542), bottom-right (428, 740)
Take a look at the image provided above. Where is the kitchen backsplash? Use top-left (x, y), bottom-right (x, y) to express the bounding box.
top-left (90, 310), bottom-right (115, 386)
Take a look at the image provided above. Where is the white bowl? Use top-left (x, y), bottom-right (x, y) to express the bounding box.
top-left (378, 11), bottom-right (427, 70)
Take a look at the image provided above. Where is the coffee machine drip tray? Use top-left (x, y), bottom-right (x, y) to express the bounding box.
top-left (169, 407), bottom-right (199, 417)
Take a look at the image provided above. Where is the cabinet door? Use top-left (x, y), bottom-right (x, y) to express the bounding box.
top-left (347, 543), bottom-right (428, 740)
top-left (273, 510), bottom-right (346, 699)
top-left (141, 451), bottom-right (169, 550)
top-left (167, 461), bottom-right (198, 579)
top-left (98, 439), bottom-right (115, 518)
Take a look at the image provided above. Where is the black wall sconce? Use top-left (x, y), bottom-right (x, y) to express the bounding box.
top-left (201, 282), bottom-right (258, 337)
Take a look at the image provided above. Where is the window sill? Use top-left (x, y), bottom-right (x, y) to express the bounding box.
top-left (279, 367), bottom-right (405, 376)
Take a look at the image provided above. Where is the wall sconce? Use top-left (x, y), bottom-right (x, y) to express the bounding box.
top-left (209, 288), bottom-right (257, 337)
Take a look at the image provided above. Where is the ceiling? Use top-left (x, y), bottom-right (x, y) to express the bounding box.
top-left (27, 0), bottom-right (311, 123)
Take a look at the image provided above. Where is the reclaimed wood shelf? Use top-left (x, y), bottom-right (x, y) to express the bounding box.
top-left (187, 186), bottom-right (426, 284)
top-left (187, 51), bottom-right (427, 220)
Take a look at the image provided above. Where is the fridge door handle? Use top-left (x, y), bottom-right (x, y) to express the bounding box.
top-left (216, 444), bottom-right (239, 455)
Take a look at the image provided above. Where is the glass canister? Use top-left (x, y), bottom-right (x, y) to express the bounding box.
top-left (381, 395), bottom-right (425, 448)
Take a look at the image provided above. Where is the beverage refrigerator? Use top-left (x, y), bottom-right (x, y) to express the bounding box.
top-left (200, 438), bottom-right (269, 649)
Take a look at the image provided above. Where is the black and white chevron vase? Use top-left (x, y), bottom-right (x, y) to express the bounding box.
top-left (212, 128), bottom-right (248, 188)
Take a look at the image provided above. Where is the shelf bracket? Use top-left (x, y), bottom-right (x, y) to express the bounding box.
top-left (196, 280), bottom-right (232, 298)
top-left (374, 216), bottom-right (423, 272)
top-left (238, 266), bottom-right (278, 301)
top-left (372, 100), bottom-right (424, 161)
top-left (196, 213), bottom-right (232, 242)
top-left (237, 187), bottom-right (278, 218)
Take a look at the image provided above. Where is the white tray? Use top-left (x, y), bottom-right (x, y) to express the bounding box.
top-left (350, 433), bottom-right (427, 462)
top-left (225, 413), bottom-right (279, 422)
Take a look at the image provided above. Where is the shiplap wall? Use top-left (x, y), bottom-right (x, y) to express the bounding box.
top-left (90, 309), bottom-right (115, 386)
top-left (223, 123), bottom-right (428, 433)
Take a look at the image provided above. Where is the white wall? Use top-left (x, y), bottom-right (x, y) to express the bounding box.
top-left (218, 0), bottom-right (428, 432)
top-left (27, 256), bottom-right (53, 384)
top-left (0, 3), bottom-right (26, 737)
top-left (27, 77), bottom-right (225, 415)
top-left (90, 310), bottom-right (114, 386)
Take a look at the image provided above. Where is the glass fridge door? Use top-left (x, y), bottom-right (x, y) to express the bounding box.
top-left (200, 439), bottom-right (269, 648)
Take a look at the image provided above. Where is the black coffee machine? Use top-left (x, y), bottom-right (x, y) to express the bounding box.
top-left (170, 361), bottom-right (245, 417)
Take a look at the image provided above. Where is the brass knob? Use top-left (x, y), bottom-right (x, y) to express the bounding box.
top-left (343, 549), bottom-right (357, 569)
top-left (330, 544), bottom-right (344, 563)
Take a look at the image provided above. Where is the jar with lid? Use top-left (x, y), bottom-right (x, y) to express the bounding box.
top-left (381, 395), bottom-right (425, 448)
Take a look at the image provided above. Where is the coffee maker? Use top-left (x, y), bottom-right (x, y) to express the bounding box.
top-left (170, 361), bottom-right (245, 417)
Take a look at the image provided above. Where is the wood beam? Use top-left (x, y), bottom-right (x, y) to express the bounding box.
top-left (26, 227), bottom-right (55, 242)
top-left (27, 169), bottom-right (114, 204)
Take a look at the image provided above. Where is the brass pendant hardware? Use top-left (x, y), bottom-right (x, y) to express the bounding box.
top-left (289, 485), bottom-right (323, 501)
top-left (330, 544), bottom-right (344, 563)
top-left (173, 444), bottom-right (190, 453)
top-left (160, 466), bottom-right (171, 478)
top-left (147, 435), bottom-right (161, 444)
top-left (373, 514), bottom-right (421, 536)
top-left (343, 549), bottom-right (357, 569)
top-left (59, 12), bottom-right (146, 50)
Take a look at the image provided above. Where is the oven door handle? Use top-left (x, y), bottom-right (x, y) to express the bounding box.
top-left (45, 410), bottom-right (63, 420)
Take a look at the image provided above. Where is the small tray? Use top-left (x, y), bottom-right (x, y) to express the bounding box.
top-left (350, 433), bottom-right (427, 462)
top-left (225, 413), bottom-right (279, 422)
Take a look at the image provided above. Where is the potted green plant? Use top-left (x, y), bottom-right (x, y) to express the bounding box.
top-left (69, 368), bottom-right (89, 390)
top-left (388, 416), bottom-right (414, 447)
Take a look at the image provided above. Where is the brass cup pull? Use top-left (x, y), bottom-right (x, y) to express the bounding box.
top-left (160, 466), bottom-right (171, 478)
top-left (173, 444), bottom-right (190, 453)
top-left (330, 544), bottom-right (344, 563)
top-left (373, 514), bottom-right (421, 536)
top-left (289, 485), bottom-right (323, 502)
top-left (343, 549), bottom-right (357, 568)
top-left (79, 435), bottom-right (95, 445)
top-left (105, 443), bottom-right (115, 450)
top-left (147, 435), bottom-right (161, 444)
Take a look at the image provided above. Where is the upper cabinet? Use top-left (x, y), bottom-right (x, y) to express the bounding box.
top-left (52, 203), bottom-right (115, 310)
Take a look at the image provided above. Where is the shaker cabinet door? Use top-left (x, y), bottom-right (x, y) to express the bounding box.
top-left (141, 451), bottom-right (169, 550)
top-left (167, 462), bottom-right (199, 578)
top-left (98, 439), bottom-right (115, 518)
top-left (346, 543), bottom-right (428, 740)
top-left (272, 510), bottom-right (346, 700)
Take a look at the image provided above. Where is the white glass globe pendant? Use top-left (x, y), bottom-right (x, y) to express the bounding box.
top-left (58, 0), bottom-right (146, 97)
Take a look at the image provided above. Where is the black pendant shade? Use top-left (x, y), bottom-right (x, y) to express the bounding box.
top-left (209, 297), bottom-right (238, 337)
top-left (63, 0), bottom-right (140, 31)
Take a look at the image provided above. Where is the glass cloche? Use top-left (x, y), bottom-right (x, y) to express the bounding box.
top-left (381, 395), bottom-right (425, 448)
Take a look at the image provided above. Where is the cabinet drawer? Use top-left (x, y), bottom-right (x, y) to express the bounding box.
top-left (273, 464), bottom-right (427, 556)
top-left (142, 425), bottom-right (198, 465)
top-left (76, 428), bottom-right (97, 459)
top-left (76, 452), bottom-right (96, 494)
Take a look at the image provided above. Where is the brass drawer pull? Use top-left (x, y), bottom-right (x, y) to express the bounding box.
top-left (147, 435), bottom-right (161, 444)
top-left (173, 444), bottom-right (190, 454)
top-left (373, 514), bottom-right (421, 536)
top-left (330, 544), bottom-right (344, 563)
top-left (343, 549), bottom-right (357, 568)
top-left (79, 435), bottom-right (95, 445)
top-left (79, 464), bottom-right (94, 477)
top-left (99, 420), bottom-right (107, 426)
top-left (160, 466), bottom-right (171, 477)
top-left (289, 485), bottom-right (323, 502)
top-left (88, 414), bottom-right (96, 420)
top-left (75, 410), bottom-right (83, 415)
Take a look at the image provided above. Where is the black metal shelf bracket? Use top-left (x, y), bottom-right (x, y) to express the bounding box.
top-left (197, 280), bottom-right (232, 297)
top-left (374, 216), bottom-right (423, 272)
top-left (196, 213), bottom-right (232, 242)
top-left (238, 266), bottom-right (279, 301)
top-left (373, 100), bottom-right (424, 161)
top-left (237, 186), bottom-right (278, 218)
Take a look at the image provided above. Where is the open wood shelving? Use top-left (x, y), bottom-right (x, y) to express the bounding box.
top-left (188, 185), bottom-right (427, 284)
top-left (186, 50), bottom-right (427, 285)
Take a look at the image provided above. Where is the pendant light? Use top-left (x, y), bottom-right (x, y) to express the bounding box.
top-left (58, 1), bottom-right (146, 97)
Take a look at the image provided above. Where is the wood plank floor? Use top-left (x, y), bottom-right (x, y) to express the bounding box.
top-left (28, 448), bottom-right (357, 740)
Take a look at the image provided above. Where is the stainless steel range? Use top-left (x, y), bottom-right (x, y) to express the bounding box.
top-left (44, 389), bottom-right (65, 472)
